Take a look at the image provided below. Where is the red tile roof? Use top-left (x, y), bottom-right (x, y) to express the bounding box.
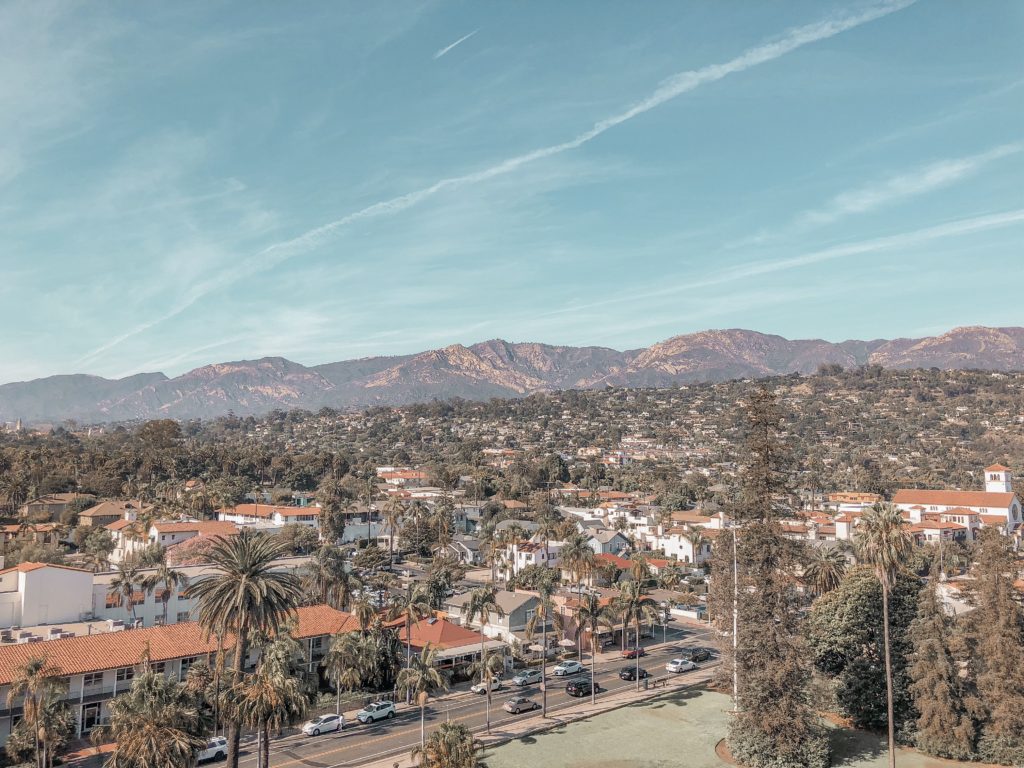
top-left (397, 618), bottom-right (486, 651)
top-left (153, 521), bottom-right (240, 536)
top-left (218, 504), bottom-right (318, 520)
top-left (985, 464), bottom-right (1010, 472)
top-left (0, 562), bottom-right (91, 577)
top-left (0, 605), bottom-right (351, 685)
top-left (893, 490), bottom-right (1016, 508)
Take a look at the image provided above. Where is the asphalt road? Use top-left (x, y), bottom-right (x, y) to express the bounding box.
top-left (235, 623), bottom-right (718, 768)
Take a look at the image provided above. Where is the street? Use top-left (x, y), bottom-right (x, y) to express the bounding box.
top-left (235, 622), bottom-right (718, 768)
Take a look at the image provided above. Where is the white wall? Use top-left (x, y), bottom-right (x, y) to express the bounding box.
top-left (20, 568), bottom-right (94, 626)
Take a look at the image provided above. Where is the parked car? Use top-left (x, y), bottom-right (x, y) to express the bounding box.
top-left (666, 658), bottom-right (698, 674)
top-left (552, 660), bottom-right (584, 676)
top-left (680, 647), bottom-right (712, 663)
top-left (503, 696), bottom-right (541, 714)
top-left (621, 647), bottom-right (647, 659)
top-left (356, 701), bottom-right (397, 723)
top-left (566, 678), bottom-right (602, 697)
top-left (302, 713), bottom-right (344, 736)
top-left (619, 666), bottom-right (649, 681)
top-left (471, 678), bottom-right (503, 694)
top-left (511, 669), bottom-right (543, 687)
top-left (198, 737), bottom-right (228, 762)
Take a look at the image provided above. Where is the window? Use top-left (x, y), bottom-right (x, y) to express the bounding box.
top-left (131, 591), bottom-right (146, 606)
top-left (179, 656), bottom-right (199, 677)
top-left (83, 672), bottom-right (103, 688)
top-left (310, 637), bottom-right (323, 651)
top-left (150, 662), bottom-right (166, 675)
top-left (116, 667), bottom-right (134, 683)
top-left (177, 611), bottom-right (192, 623)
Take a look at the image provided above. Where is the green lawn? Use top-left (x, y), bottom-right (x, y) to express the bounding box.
top-left (480, 689), bottom-right (983, 768)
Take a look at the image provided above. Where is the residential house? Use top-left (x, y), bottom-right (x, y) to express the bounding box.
top-left (217, 504), bottom-right (321, 530)
top-left (445, 535), bottom-right (483, 566)
top-left (586, 529), bottom-right (630, 556)
top-left (79, 500), bottom-right (152, 529)
top-left (444, 590), bottom-right (543, 644)
top-left (18, 494), bottom-right (94, 522)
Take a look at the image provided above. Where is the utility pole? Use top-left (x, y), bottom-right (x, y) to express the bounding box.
top-left (732, 522), bottom-right (739, 713)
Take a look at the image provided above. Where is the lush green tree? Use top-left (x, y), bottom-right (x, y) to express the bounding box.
top-left (107, 561), bottom-right (143, 624)
top-left (854, 503), bottom-right (912, 767)
top-left (615, 579), bottom-right (658, 690)
top-left (575, 591), bottom-right (614, 704)
top-left (802, 546), bottom-right (847, 596)
top-left (6, 696), bottom-right (75, 768)
top-left (321, 631), bottom-right (365, 713)
top-left (102, 671), bottom-right (209, 768)
top-left (908, 575), bottom-right (975, 760)
top-left (388, 583), bottom-right (434, 674)
top-left (301, 545), bottom-right (361, 610)
top-left (142, 561), bottom-right (191, 626)
top-left (806, 566), bottom-right (919, 733)
top-left (5, 659), bottom-right (68, 768)
top-left (396, 645), bottom-right (448, 753)
top-left (411, 721), bottom-right (480, 768)
top-left (188, 531), bottom-right (303, 768)
top-left (963, 528), bottom-right (1024, 765)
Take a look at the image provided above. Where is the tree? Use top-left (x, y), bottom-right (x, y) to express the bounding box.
top-left (107, 561), bottom-right (143, 624)
top-left (389, 583), bottom-right (434, 679)
top-left (396, 645), bottom-right (448, 753)
top-left (806, 566), bottom-right (919, 733)
top-left (469, 649), bottom-right (504, 734)
top-left (230, 634), bottom-right (310, 768)
top-left (382, 496), bottom-right (405, 564)
top-left (411, 721), bottom-right (480, 768)
top-left (301, 545), bottom-right (361, 610)
top-left (464, 585), bottom-right (504, 694)
top-left (321, 632), bottom-right (365, 714)
top-left (711, 386), bottom-right (829, 768)
top-left (6, 658), bottom-right (67, 768)
top-left (802, 546), bottom-right (847, 596)
top-left (142, 561), bottom-right (191, 626)
top-left (963, 528), bottom-right (1024, 764)
top-left (188, 531), bottom-right (303, 768)
top-left (6, 696), bottom-right (75, 768)
top-left (524, 570), bottom-right (560, 717)
top-left (855, 503), bottom-right (912, 768)
top-left (575, 592), bottom-right (613, 704)
top-left (908, 575), bottom-right (974, 760)
top-left (102, 671), bottom-right (209, 768)
top-left (615, 580), bottom-right (658, 690)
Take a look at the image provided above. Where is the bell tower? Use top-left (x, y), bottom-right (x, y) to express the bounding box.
top-left (984, 464), bottom-right (1012, 493)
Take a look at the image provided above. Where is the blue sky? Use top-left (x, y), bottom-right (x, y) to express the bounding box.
top-left (2, 0), bottom-right (1023, 383)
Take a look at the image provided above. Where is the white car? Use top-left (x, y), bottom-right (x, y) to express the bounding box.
top-left (511, 669), bottom-right (543, 686)
top-left (471, 678), bottom-right (502, 694)
top-left (356, 701), bottom-right (397, 723)
top-left (552, 660), bottom-right (584, 676)
top-left (197, 737), bottom-right (227, 762)
top-left (666, 658), bottom-right (698, 674)
top-left (301, 713), bottom-right (344, 736)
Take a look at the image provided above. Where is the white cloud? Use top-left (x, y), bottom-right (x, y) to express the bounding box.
top-left (434, 30), bottom-right (478, 60)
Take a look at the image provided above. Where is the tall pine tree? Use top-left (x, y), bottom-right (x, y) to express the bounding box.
top-left (712, 386), bottom-right (829, 768)
top-left (964, 528), bottom-right (1024, 765)
top-left (908, 574), bottom-right (975, 760)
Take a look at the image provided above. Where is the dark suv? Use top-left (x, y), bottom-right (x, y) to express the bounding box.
top-left (619, 666), bottom-right (649, 681)
top-left (566, 678), bottom-right (602, 697)
top-left (681, 647), bottom-right (712, 663)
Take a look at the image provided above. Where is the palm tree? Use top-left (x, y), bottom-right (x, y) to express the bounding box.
top-left (411, 721), bottom-right (480, 768)
top-left (7, 658), bottom-right (65, 768)
top-left (388, 583), bottom-right (433, 679)
top-left (188, 530), bottom-right (303, 768)
top-left (464, 585), bottom-right (504, 694)
top-left (683, 528), bottom-right (707, 565)
top-left (395, 645), bottom-right (448, 754)
top-left (108, 560), bottom-right (143, 624)
top-left (102, 671), bottom-right (208, 768)
top-left (525, 571), bottom-right (561, 717)
top-left (230, 636), bottom-right (309, 768)
top-left (321, 632), bottom-right (365, 714)
top-left (802, 546), bottom-right (847, 596)
top-left (628, 552), bottom-right (651, 584)
top-left (854, 504), bottom-right (911, 768)
top-left (142, 561), bottom-right (191, 626)
top-left (351, 593), bottom-right (377, 633)
top-left (559, 533), bottom-right (595, 589)
top-left (469, 649), bottom-right (505, 734)
top-left (382, 497), bottom-right (405, 565)
top-left (615, 580), bottom-right (658, 690)
top-left (575, 593), bottom-right (614, 704)
top-left (301, 545), bottom-right (361, 610)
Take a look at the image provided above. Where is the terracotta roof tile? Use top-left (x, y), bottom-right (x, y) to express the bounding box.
top-left (894, 489), bottom-right (1016, 508)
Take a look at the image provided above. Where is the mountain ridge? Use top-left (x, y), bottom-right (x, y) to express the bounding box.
top-left (3, 325), bottom-right (1023, 424)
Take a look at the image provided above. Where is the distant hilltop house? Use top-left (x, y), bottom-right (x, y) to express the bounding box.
top-left (216, 503), bottom-right (321, 529)
top-left (893, 464), bottom-right (1021, 538)
top-left (79, 499), bottom-right (153, 528)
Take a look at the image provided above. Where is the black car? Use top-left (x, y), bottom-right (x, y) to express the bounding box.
top-left (681, 647), bottom-right (712, 663)
top-left (566, 678), bottom-right (602, 697)
top-left (619, 666), bottom-right (649, 681)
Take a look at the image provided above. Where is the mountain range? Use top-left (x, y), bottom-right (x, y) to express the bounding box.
top-left (4, 325), bottom-right (1024, 425)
